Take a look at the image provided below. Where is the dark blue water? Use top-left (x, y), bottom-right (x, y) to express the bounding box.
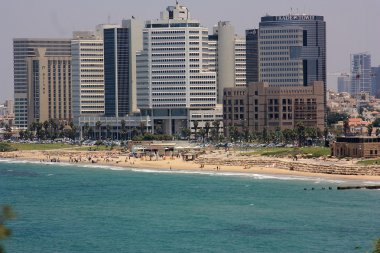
top-left (1, 160), bottom-right (379, 252)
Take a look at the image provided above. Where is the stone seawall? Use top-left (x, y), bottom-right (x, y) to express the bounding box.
top-left (195, 157), bottom-right (380, 176)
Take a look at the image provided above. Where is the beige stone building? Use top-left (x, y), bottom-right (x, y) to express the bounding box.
top-left (27, 48), bottom-right (71, 125)
top-left (223, 81), bottom-right (325, 134)
top-left (223, 88), bottom-right (247, 135)
top-left (331, 136), bottom-right (380, 158)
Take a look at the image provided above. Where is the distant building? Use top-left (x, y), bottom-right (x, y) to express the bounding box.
top-left (26, 48), bottom-right (71, 125)
top-left (350, 52), bottom-right (372, 96)
top-left (337, 73), bottom-right (351, 93)
top-left (3, 100), bottom-right (14, 117)
top-left (13, 38), bottom-right (71, 128)
top-left (0, 100), bottom-right (15, 127)
top-left (223, 81), bottom-right (325, 134)
top-left (347, 117), bottom-right (370, 135)
top-left (331, 136), bottom-right (380, 158)
top-left (371, 66), bottom-right (380, 98)
top-left (327, 91), bottom-right (357, 115)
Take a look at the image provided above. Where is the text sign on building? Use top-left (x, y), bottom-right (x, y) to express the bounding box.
top-left (276, 15), bottom-right (315, 21)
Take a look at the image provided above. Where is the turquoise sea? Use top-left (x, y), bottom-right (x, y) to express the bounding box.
top-left (1, 159), bottom-right (380, 253)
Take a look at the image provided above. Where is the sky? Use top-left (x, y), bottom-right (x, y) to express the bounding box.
top-left (1, 0), bottom-right (380, 102)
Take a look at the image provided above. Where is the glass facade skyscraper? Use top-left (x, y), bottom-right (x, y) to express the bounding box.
top-left (245, 29), bottom-right (259, 84)
top-left (258, 15), bottom-right (326, 87)
top-left (103, 28), bottom-right (130, 117)
top-left (372, 66), bottom-right (380, 98)
top-left (350, 53), bottom-right (371, 96)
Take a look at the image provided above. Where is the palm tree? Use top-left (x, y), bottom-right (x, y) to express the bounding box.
top-left (198, 129), bottom-right (206, 143)
top-left (88, 127), bottom-right (94, 139)
top-left (49, 118), bottom-right (57, 139)
top-left (95, 121), bottom-right (102, 140)
top-left (367, 124), bottom-right (373, 136)
top-left (228, 125), bottom-right (239, 142)
top-left (106, 124), bottom-right (111, 139)
top-left (282, 128), bottom-right (296, 144)
top-left (139, 121), bottom-right (146, 136)
top-left (120, 120), bottom-right (126, 140)
top-left (212, 120), bottom-right (221, 142)
top-left (262, 127), bottom-right (268, 143)
top-left (274, 127), bottom-right (283, 143)
top-left (181, 128), bottom-right (191, 140)
top-left (83, 123), bottom-right (90, 140)
top-left (343, 119), bottom-right (350, 136)
top-left (295, 122), bottom-right (306, 147)
top-left (193, 120), bottom-right (199, 140)
top-left (29, 122), bottom-right (37, 132)
top-left (243, 126), bottom-right (250, 143)
top-left (204, 121), bottom-right (210, 141)
top-left (323, 127), bottom-right (329, 147)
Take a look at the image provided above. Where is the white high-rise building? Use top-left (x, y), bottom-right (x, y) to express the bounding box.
top-left (71, 30), bottom-right (105, 124)
top-left (234, 37), bottom-right (247, 88)
top-left (137, 3), bottom-right (217, 135)
top-left (208, 21), bottom-right (246, 103)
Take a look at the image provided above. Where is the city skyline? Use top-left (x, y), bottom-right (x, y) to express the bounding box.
top-left (1, 0), bottom-right (380, 102)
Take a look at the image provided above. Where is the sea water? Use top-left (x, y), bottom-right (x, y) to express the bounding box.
top-left (1, 160), bottom-right (380, 253)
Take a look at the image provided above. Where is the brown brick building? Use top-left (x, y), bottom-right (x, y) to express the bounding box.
top-left (331, 137), bottom-right (380, 158)
top-left (223, 81), bottom-right (325, 135)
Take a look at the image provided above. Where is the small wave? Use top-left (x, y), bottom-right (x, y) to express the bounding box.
top-left (363, 181), bottom-right (380, 185)
top-left (0, 158), bottom-right (372, 184)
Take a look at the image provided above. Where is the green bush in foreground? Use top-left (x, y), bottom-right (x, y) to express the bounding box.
top-left (0, 206), bottom-right (16, 253)
top-left (0, 143), bottom-right (16, 152)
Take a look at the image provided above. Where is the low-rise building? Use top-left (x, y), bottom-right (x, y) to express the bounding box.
top-left (331, 136), bottom-right (380, 158)
top-left (223, 81), bottom-right (325, 134)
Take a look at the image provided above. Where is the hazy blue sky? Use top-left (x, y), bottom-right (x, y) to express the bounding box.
top-left (1, 0), bottom-right (379, 102)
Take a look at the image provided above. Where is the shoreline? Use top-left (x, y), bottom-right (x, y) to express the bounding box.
top-left (2, 149), bottom-right (380, 183)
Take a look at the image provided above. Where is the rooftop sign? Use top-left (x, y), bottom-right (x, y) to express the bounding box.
top-left (276, 15), bottom-right (316, 21)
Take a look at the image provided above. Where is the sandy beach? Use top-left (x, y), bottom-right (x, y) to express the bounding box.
top-left (2, 148), bottom-right (380, 182)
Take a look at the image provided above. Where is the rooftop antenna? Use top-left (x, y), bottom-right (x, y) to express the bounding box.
top-left (107, 14), bottom-right (111, 24)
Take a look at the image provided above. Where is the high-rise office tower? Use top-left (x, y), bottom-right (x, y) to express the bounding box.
top-left (26, 48), bottom-right (71, 125)
top-left (103, 19), bottom-right (143, 117)
top-left (245, 29), bottom-right (259, 85)
top-left (71, 30), bottom-right (105, 124)
top-left (372, 66), bottom-right (380, 98)
top-left (350, 53), bottom-right (372, 96)
top-left (13, 39), bottom-right (71, 128)
top-left (337, 73), bottom-right (351, 93)
top-left (258, 14), bottom-right (326, 87)
top-left (137, 2), bottom-right (217, 134)
top-left (208, 21), bottom-right (246, 103)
